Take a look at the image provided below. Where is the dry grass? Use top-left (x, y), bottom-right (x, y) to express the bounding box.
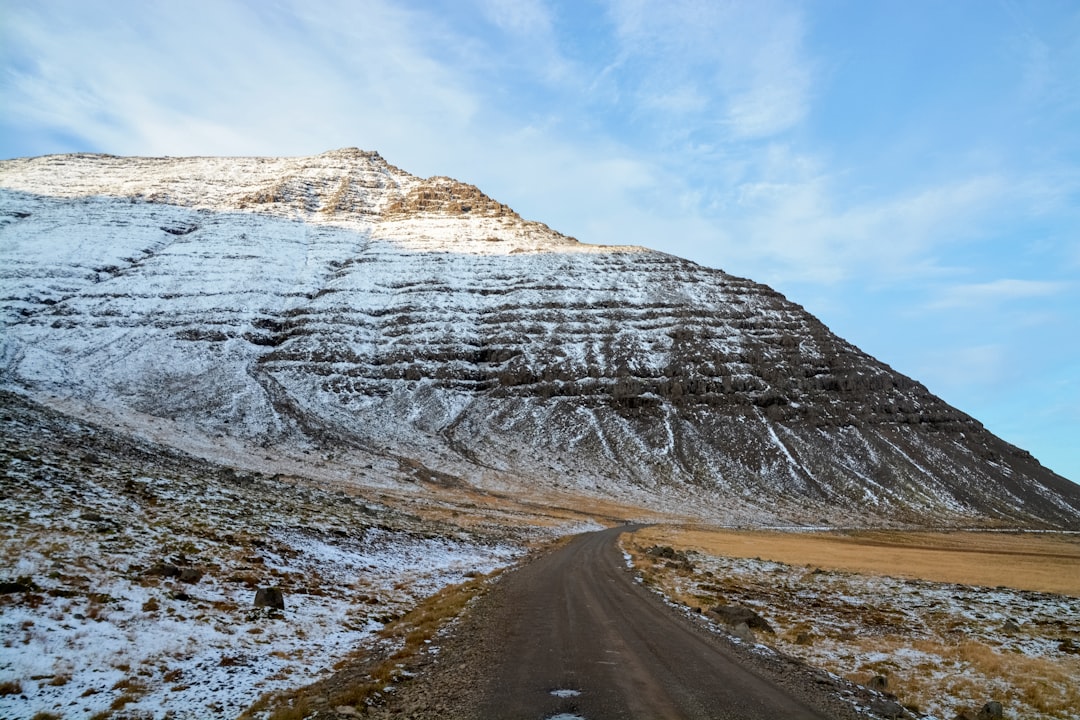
top-left (639, 526), bottom-right (1080, 595)
top-left (3, 394), bottom-right (535, 719)
top-left (843, 636), bottom-right (1080, 717)
top-left (241, 568), bottom-right (505, 719)
top-left (368, 476), bottom-right (688, 536)
top-left (328, 570), bottom-right (501, 709)
top-left (625, 525), bottom-right (1080, 720)
top-left (108, 692), bottom-right (141, 711)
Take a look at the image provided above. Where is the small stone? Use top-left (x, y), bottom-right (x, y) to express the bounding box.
top-left (0, 580), bottom-right (33, 594)
top-left (178, 568), bottom-right (203, 584)
top-left (710, 604), bottom-right (774, 633)
top-left (795, 631), bottom-right (812, 645)
top-left (646, 545), bottom-right (677, 560)
top-left (145, 563), bottom-right (181, 578)
top-left (732, 622), bottom-right (755, 643)
top-left (1002, 618), bottom-right (1021, 633)
top-left (868, 675), bottom-right (888, 691)
top-left (870, 698), bottom-right (904, 718)
top-left (335, 706), bottom-right (359, 716)
top-left (254, 587), bottom-right (285, 610)
top-left (976, 701), bottom-right (1003, 719)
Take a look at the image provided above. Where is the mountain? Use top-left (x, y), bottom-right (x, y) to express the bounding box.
top-left (2, 149), bottom-right (1078, 528)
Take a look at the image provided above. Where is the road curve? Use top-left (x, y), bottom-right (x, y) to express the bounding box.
top-left (468, 525), bottom-right (833, 720)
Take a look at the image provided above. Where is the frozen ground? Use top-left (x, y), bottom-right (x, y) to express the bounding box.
top-left (0, 394), bottom-right (524, 719)
top-left (626, 540), bottom-right (1080, 720)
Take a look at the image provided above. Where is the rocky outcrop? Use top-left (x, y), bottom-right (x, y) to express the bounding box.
top-left (382, 176), bottom-right (516, 218)
top-left (254, 587), bottom-right (285, 610)
top-left (710, 605), bottom-right (774, 633)
top-left (2, 150), bottom-right (1078, 528)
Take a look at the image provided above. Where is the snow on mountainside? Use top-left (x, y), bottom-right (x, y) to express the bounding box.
top-left (1, 149), bottom-right (1079, 529)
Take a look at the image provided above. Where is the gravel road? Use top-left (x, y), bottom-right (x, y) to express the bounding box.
top-left (370, 525), bottom-right (865, 719)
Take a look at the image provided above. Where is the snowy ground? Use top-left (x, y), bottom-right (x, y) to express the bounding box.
top-left (626, 540), bottom-right (1080, 720)
top-left (0, 394), bottom-right (524, 719)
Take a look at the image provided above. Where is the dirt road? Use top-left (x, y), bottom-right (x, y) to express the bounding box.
top-left (475, 525), bottom-right (833, 719)
top-left (375, 525), bottom-right (855, 719)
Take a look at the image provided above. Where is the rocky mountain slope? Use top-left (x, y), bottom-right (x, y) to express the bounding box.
top-left (0, 389), bottom-right (525, 718)
top-left (2, 149), bottom-right (1078, 528)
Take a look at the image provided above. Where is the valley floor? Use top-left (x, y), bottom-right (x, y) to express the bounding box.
top-left (3, 392), bottom-right (1079, 720)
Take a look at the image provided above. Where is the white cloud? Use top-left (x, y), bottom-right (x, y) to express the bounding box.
top-left (605, 0), bottom-right (813, 140)
top-left (1013, 8), bottom-right (1080, 116)
top-left (1, 0), bottom-right (481, 158)
top-left (479, 0), bottom-right (553, 36)
top-left (468, 0), bottom-right (579, 89)
top-left (928, 279), bottom-right (1067, 309)
top-left (718, 172), bottom-right (1011, 286)
top-left (639, 84), bottom-right (708, 115)
top-left (722, 12), bottom-right (811, 139)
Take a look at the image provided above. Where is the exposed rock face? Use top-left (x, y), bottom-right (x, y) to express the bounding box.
top-left (2, 149), bottom-right (1079, 527)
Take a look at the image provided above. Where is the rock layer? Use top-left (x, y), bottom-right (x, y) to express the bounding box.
top-left (2, 149), bottom-right (1078, 527)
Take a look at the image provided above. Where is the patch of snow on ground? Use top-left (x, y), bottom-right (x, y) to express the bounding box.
top-left (549, 689), bottom-right (582, 698)
top-left (635, 547), bottom-right (1080, 720)
top-left (0, 402), bottom-right (523, 719)
top-left (547, 519), bottom-right (607, 537)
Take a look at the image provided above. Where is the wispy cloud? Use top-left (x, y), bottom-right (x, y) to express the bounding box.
top-left (479, 0), bottom-right (553, 37)
top-left (605, 0), bottom-right (813, 141)
top-left (928, 279), bottom-right (1068, 309)
top-left (1, 0), bottom-right (481, 159)
top-left (1012, 6), bottom-right (1080, 117)
top-left (470, 0), bottom-right (579, 88)
top-left (715, 172), bottom-right (1011, 286)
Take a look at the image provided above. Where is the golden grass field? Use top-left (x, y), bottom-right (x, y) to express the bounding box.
top-left (627, 525), bottom-right (1080, 719)
top-left (636, 525), bottom-right (1080, 596)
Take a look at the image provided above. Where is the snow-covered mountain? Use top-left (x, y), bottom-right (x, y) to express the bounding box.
top-left (2, 149), bottom-right (1078, 528)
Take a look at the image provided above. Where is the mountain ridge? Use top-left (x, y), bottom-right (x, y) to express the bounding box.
top-left (2, 149), bottom-right (1078, 528)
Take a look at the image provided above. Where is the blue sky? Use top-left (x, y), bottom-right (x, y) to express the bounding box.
top-left (2, 0), bottom-right (1078, 482)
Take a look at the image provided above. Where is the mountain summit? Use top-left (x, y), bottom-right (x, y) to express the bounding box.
top-left (2, 149), bottom-right (1077, 528)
